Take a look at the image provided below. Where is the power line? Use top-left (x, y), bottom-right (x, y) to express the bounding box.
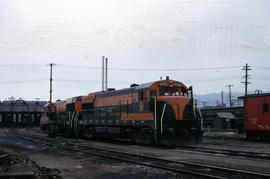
top-left (0, 65), bottom-right (42, 67)
top-left (0, 64), bottom-right (242, 71)
top-left (0, 79), bottom-right (129, 85)
top-left (56, 79), bottom-right (130, 85)
top-left (0, 79), bottom-right (48, 84)
top-left (188, 76), bottom-right (241, 83)
top-left (253, 66), bottom-right (270, 70)
top-left (2, 64), bottom-right (270, 71)
top-left (254, 77), bottom-right (270, 80)
top-left (57, 65), bottom-right (242, 72)
top-left (0, 76), bottom-right (241, 85)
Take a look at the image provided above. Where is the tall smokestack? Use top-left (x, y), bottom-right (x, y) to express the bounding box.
top-left (105, 58), bottom-right (108, 91)
top-left (102, 56), bottom-right (104, 91)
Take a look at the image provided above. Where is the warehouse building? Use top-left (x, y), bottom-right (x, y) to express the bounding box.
top-left (0, 99), bottom-right (47, 127)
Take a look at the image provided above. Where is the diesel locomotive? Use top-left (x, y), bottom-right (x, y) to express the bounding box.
top-left (40, 77), bottom-right (203, 145)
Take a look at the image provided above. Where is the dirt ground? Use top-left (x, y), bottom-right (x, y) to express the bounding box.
top-left (0, 128), bottom-right (183, 179)
top-left (1, 128), bottom-right (270, 178)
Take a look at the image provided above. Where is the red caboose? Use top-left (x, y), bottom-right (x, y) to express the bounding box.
top-left (239, 93), bottom-right (270, 139)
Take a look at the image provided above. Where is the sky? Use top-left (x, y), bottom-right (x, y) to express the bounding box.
top-left (0, 0), bottom-right (270, 101)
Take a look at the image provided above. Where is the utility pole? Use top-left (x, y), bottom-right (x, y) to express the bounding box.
top-left (49, 63), bottom-right (55, 103)
top-left (241, 63), bottom-right (251, 96)
top-left (221, 91), bottom-right (224, 108)
top-left (226, 85), bottom-right (233, 107)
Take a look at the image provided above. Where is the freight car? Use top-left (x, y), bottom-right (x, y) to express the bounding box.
top-left (239, 92), bottom-right (270, 140)
top-left (40, 77), bottom-right (203, 145)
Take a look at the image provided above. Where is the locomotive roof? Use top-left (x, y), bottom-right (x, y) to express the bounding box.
top-left (97, 79), bottom-right (186, 98)
top-left (97, 82), bottom-right (154, 98)
top-left (134, 82), bottom-right (154, 91)
top-left (98, 87), bottom-right (135, 98)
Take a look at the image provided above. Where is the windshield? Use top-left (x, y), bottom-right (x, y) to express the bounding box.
top-left (159, 88), bottom-right (169, 96)
top-left (159, 88), bottom-right (180, 96)
top-left (171, 89), bottom-right (179, 96)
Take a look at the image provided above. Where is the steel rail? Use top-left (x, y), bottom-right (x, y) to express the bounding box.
top-left (9, 130), bottom-right (270, 179)
top-left (14, 134), bottom-right (223, 179)
top-left (177, 146), bottom-right (270, 160)
top-left (55, 138), bottom-right (270, 179)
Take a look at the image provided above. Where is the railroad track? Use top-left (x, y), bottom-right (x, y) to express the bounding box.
top-left (8, 129), bottom-right (270, 179)
top-left (176, 146), bottom-right (270, 160)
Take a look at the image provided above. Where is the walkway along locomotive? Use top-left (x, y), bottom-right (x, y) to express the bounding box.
top-left (40, 77), bottom-right (203, 145)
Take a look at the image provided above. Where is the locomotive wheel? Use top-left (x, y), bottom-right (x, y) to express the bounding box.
top-left (132, 132), bottom-right (138, 144)
top-left (40, 121), bottom-right (46, 131)
top-left (40, 124), bottom-right (48, 132)
top-left (83, 126), bottom-right (96, 139)
top-left (246, 132), bottom-right (257, 140)
top-left (132, 128), bottom-right (154, 145)
top-left (258, 132), bottom-right (269, 141)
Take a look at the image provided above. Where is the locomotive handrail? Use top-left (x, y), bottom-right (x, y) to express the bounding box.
top-left (193, 102), bottom-right (197, 119)
top-left (154, 97), bottom-right (157, 141)
top-left (81, 109), bottom-right (95, 112)
top-left (160, 103), bottom-right (167, 134)
top-left (68, 112), bottom-right (71, 127)
top-left (70, 111), bottom-right (76, 128)
top-left (177, 104), bottom-right (180, 120)
top-left (74, 111), bottom-right (79, 137)
top-left (81, 107), bottom-right (116, 113)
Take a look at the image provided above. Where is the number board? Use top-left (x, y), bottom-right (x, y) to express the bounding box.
top-left (173, 83), bottom-right (181, 87)
top-left (159, 82), bottom-right (169, 87)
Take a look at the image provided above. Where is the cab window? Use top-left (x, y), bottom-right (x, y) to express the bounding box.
top-left (138, 91), bottom-right (144, 101)
top-left (181, 87), bottom-right (188, 96)
top-left (171, 89), bottom-right (179, 96)
top-left (150, 90), bottom-right (157, 98)
top-left (133, 92), bottom-right (137, 101)
top-left (159, 88), bottom-right (169, 96)
top-left (145, 90), bottom-right (149, 100)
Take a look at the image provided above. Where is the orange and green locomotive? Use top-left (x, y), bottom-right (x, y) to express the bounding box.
top-left (41, 77), bottom-right (203, 145)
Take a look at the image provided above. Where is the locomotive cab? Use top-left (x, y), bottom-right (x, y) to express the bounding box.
top-left (148, 78), bottom-right (202, 145)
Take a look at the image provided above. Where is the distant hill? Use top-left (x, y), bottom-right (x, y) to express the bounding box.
top-left (194, 92), bottom-right (244, 108)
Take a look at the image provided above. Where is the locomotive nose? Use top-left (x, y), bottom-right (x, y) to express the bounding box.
top-left (155, 96), bottom-right (202, 146)
top-left (157, 96), bottom-right (190, 120)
